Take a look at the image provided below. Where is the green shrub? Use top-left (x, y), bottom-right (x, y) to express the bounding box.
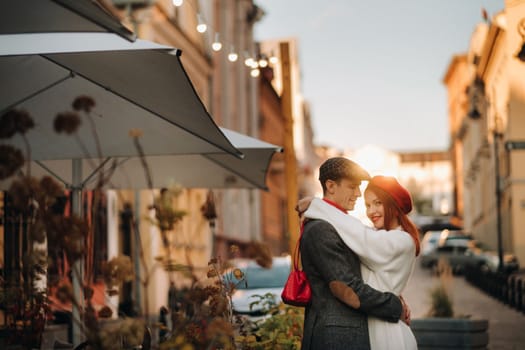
top-left (235, 300), bottom-right (304, 350)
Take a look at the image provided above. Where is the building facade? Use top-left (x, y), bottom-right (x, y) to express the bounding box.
top-left (258, 66), bottom-right (288, 255)
top-left (99, 0), bottom-right (269, 316)
top-left (444, 0), bottom-right (525, 265)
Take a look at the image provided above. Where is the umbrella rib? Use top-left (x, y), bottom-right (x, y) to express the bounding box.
top-left (81, 158), bottom-right (131, 189)
top-left (34, 160), bottom-right (72, 188)
top-left (81, 157), bottom-right (113, 188)
top-left (0, 73), bottom-right (73, 115)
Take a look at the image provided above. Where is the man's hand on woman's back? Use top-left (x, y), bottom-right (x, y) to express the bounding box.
top-left (400, 295), bottom-right (411, 325)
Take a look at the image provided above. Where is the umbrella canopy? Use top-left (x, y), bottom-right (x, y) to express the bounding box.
top-left (6, 128), bottom-right (282, 191)
top-left (0, 0), bottom-right (136, 41)
top-left (0, 32), bottom-right (242, 160)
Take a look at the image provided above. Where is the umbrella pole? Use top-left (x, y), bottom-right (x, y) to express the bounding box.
top-left (134, 190), bottom-right (142, 315)
top-left (71, 159), bottom-right (84, 346)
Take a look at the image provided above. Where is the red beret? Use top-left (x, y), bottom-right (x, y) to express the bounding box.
top-left (368, 176), bottom-right (413, 214)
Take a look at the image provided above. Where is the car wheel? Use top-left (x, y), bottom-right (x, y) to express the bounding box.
top-left (452, 265), bottom-right (464, 275)
top-left (479, 263), bottom-right (490, 273)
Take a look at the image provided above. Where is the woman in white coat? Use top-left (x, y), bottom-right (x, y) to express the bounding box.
top-left (299, 175), bottom-right (420, 350)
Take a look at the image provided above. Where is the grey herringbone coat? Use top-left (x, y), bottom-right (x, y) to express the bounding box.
top-left (300, 219), bottom-right (402, 350)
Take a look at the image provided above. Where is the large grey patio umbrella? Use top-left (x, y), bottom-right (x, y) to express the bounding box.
top-left (5, 128), bottom-right (282, 191)
top-left (0, 0), bottom-right (136, 41)
top-left (0, 32), bottom-right (242, 159)
top-left (0, 31), bottom-right (244, 346)
top-left (0, 35), bottom-right (279, 189)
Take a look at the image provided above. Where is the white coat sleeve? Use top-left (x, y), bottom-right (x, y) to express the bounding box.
top-left (304, 198), bottom-right (414, 270)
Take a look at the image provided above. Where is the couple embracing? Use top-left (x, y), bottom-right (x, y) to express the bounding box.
top-left (296, 157), bottom-right (420, 350)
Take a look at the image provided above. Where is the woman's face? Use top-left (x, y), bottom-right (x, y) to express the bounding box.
top-left (364, 189), bottom-right (385, 229)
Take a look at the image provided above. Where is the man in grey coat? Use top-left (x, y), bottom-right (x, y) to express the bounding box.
top-left (300, 157), bottom-right (406, 350)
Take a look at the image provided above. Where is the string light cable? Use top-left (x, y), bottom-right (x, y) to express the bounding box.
top-left (168, 0), bottom-right (277, 76)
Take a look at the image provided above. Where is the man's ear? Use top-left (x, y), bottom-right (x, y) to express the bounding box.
top-left (325, 179), bottom-right (336, 194)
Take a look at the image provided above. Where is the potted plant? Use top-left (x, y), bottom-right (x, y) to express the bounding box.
top-left (410, 259), bottom-right (489, 349)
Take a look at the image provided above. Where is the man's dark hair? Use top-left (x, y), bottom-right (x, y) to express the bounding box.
top-left (318, 157), bottom-right (370, 193)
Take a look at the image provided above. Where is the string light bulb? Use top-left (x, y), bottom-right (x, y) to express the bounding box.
top-left (196, 14), bottom-right (207, 33)
top-left (228, 46), bottom-right (238, 62)
top-left (244, 53), bottom-right (255, 67)
top-left (258, 57), bottom-right (268, 68)
top-left (169, 3), bottom-right (275, 74)
top-left (212, 33), bottom-right (222, 51)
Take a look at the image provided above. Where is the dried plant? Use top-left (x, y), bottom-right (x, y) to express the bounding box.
top-left (0, 102), bottom-right (138, 349)
top-left (0, 97), bottom-right (304, 350)
top-left (427, 258), bottom-right (454, 317)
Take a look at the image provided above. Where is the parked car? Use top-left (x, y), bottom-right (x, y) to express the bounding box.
top-left (419, 229), bottom-right (470, 268)
top-left (227, 255), bottom-right (291, 319)
top-left (419, 230), bottom-right (445, 267)
top-left (418, 221), bottom-right (462, 234)
top-left (474, 249), bottom-right (520, 273)
top-left (419, 230), bottom-right (519, 274)
top-left (430, 242), bottom-right (479, 274)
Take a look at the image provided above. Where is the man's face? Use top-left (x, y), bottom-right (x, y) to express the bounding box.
top-left (325, 178), bottom-right (362, 211)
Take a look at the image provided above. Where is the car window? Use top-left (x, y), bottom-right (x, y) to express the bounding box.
top-left (439, 236), bottom-right (472, 247)
top-left (423, 231), bottom-right (442, 242)
top-left (228, 263), bottom-right (290, 290)
top-left (472, 240), bottom-right (489, 250)
top-left (456, 246), bottom-right (468, 253)
top-left (437, 246), bottom-right (454, 253)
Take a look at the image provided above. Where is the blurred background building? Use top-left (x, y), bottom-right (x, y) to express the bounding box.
top-left (445, 0), bottom-right (525, 268)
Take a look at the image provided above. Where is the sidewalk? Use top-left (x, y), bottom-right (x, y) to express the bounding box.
top-left (404, 258), bottom-right (525, 350)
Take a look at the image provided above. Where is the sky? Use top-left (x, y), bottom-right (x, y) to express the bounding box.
top-left (254, 0), bottom-right (505, 152)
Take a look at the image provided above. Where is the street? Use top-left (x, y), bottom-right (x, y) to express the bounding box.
top-left (404, 257), bottom-right (525, 349)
